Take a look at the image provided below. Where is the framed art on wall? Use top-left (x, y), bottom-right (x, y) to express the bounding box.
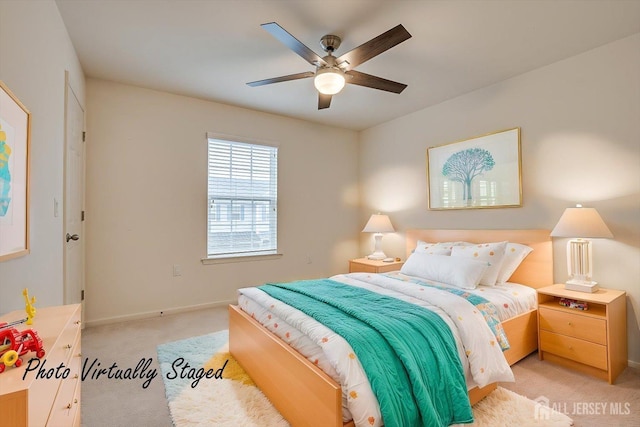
top-left (0, 81), bottom-right (31, 261)
top-left (427, 127), bottom-right (522, 210)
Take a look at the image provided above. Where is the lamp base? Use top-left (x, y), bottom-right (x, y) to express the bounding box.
top-left (367, 251), bottom-right (387, 260)
top-left (367, 233), bottom-right (386, 260)
top-left (565, 280), bottom-right (599, 293)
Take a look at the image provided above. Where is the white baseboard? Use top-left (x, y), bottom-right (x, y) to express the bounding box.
top-left (628, 359), bottom-right (640, 370)
top-left (84, 299), bottom-right (236, 328)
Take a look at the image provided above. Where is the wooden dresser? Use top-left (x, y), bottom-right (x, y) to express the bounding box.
top-left (0, 304), bottom-right (82, 426)
top-left (537, 284), bottom-right (627, 384)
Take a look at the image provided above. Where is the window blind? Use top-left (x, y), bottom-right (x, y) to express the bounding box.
top-left (207, 137), bottom-right (278, 257)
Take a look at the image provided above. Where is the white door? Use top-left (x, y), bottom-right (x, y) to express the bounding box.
top-left (64, 72), bottom-right (85, 309)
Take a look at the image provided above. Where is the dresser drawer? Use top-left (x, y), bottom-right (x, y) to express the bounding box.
top-left (47, 317), bottom-right (81, 366)
top-left (539, 307), bottom-right (606, 345)
top-left (46, 335), bottom-right (81, 427)
top-left (540, 330), bottom-right (607, 370)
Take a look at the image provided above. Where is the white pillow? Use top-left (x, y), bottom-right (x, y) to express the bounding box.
top-left (414, 240), bottom-right (468, 256)
top-left (400, 252), bottom-right (488, 289)
top-left (495, 243), bottom-right (533, 284)
top-left (451, 241), bottom-right (508, 286)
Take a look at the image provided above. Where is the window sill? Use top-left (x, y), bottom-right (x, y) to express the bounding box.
top-left (201, 253), bottom-right (283, 265)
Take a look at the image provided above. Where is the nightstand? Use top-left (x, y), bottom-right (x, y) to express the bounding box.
top-left (537, 284), bottom-right (627, 384)
top-left (349, 257), bottom-right (404, 273)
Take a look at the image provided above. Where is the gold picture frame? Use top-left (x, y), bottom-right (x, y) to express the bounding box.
top-left (427, 127), bottom-right (522, 210)
top-left (0, 81), bottom-right (31, 261)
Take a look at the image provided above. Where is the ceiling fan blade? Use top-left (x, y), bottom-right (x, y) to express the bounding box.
top-left (261, 22), bottom-right (327, 67)
top-left (247, 71), bottom-right (315, 87)
top-left (345, 70), bottom-right (407, 93)
top-left (318, 93), bottom-right (332, 109)
top-left (336, 24), bottom-right (411, 70)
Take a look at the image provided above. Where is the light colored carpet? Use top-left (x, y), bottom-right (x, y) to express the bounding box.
top-left (158, 330), bottom-right (573, 427)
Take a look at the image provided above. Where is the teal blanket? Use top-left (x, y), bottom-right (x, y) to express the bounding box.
top-left (260, 279), bottom-right (473, 427)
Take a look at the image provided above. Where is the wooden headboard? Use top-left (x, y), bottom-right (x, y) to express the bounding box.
top-left (405, 229), bottom-right (553, 289)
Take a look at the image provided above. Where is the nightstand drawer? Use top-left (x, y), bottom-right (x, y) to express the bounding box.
top-left (349, 258), bottom-right (403, 273)
top-left (351, 263), bottom-right (379, 273)
top-left (540, 330), bottom-right (607, 370)
top-left (371, 263), bottom-right (403, 273)
top-left (539, 307), bottom-right (606, 345)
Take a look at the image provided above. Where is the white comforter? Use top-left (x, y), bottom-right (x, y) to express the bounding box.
top-left (238, 272), bottom-right (521, 427)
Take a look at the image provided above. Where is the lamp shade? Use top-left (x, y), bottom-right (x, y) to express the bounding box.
top-left (550, 206), bottom-right (613, 238)
top-left (314, 68), bottom-right (346, 95)
top-left (362, 214), bottom-right (395, 233)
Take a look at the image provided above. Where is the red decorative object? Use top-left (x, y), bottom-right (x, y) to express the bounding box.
top-left (0, 318), bottom-right (45, 373)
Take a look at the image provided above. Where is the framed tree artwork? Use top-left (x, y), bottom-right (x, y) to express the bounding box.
top-left (0, 81), bottom-right (31, 261)
top-left (427, 128), bottom-right (522, 210)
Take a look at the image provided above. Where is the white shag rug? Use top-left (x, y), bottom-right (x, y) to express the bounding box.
top-left (157, 330), bottom-right (288, 427)
top-left (158, 331), bottom-right (573, 427)
top-left (458, 386), bottom-right (574, 426)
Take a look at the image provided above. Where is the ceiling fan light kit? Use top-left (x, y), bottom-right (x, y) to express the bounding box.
top-left (314, 67), bottom-right (346, 95)
top-left (247, 22), bottom-right (412, 109)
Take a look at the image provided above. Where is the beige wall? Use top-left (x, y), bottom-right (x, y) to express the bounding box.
top-left (359, 34), bottom-right (640, 365)
top-left (0, 0), bottom-right (85, 313)
top-left (84, 79), bottom-right (359, 324)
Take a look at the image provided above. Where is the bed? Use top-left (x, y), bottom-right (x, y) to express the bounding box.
top-left (229, 229), bottom-right (553, 427)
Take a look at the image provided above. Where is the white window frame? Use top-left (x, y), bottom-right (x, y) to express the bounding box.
top-left (203, 133), bottom-right (280, 263)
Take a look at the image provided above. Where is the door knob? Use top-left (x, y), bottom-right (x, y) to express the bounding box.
top-left (66, 233), bottom-right (80, 242)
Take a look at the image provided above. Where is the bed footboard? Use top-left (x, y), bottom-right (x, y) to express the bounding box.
top-left (229, 304), bottom-right (349, 427)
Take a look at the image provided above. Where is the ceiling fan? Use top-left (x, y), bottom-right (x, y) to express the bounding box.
top-left (247, 22), bottom-right (412, 110)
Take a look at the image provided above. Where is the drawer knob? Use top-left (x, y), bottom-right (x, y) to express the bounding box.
top-left (66, 403), bottom-right (72, 409)
top-left (74, 374), bottom-right (79, 379)
top-left (65, 344), bottom-right (72, 349)
top-left (75, 320), bottom-right (81, 325)
top-left (567, 322), bottom-right (572, 326)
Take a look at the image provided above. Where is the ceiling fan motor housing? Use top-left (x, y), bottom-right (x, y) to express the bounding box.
top-left (320, 34), bottom-right (341, 53)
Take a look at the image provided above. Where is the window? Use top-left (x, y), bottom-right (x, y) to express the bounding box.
top-left (207, 134), bottom-right (278, 258)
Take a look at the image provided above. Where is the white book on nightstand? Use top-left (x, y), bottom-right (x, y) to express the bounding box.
top-left (564, 280), bottom-right (599, 293)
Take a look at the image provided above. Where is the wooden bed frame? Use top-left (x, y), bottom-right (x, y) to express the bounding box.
top-left (229, 229), bottom-right (552, 427)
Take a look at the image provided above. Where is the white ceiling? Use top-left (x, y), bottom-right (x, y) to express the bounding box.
top-left (55, 0), bottom-right (640, 131)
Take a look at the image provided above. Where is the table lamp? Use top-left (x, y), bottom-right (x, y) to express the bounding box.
top-left (550, 204), bottom-right (613, 292)
top-left (362, 214), bottom-right (395, 260)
